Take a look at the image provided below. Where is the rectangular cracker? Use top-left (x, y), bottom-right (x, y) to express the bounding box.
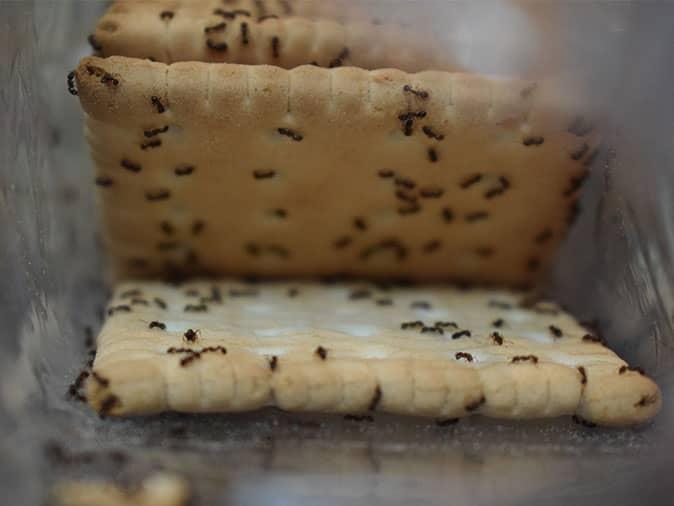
top-left (91, 0), bottom-right (449, 72)
top-left (86, 280), bottom-right (660, 427)
top-left (53, 473), bottom-right (189, 506)
top-left (73, 56), bottom-right (598, 286)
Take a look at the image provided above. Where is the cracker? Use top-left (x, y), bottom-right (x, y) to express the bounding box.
top-left (91, 0), bottom-right (448, 72)
top-left (74, 56), bottom-right (598, 285)
top-left (53, 473), bottom-right (190, 506)
top-left (86, 280), bottom-right (660, 427)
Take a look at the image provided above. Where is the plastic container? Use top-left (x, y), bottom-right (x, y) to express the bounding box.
top-left (1, 1), bottom-right (672, 504)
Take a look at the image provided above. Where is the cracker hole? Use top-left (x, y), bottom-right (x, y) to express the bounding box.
top-left (268, 209), bottom-right (287, 220)
top-left (98, 20), bottom-right (118, 32)
top-left (475, 247), bottom-right (494, 258)
top-left (422, 240), bottom-right (441, 253)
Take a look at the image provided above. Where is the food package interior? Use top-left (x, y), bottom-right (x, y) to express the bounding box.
top-left (1, 1), bottom-right (673, 505)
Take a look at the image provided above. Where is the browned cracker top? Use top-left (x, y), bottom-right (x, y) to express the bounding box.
top-left (74, 56), bottom-right (599, 285)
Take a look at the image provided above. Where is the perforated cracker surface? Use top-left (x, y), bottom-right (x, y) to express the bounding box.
top-left (75, 56), bottom-right (598, 285)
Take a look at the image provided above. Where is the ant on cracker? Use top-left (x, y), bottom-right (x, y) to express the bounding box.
top-left (183, 329), bottom-right (200, 343)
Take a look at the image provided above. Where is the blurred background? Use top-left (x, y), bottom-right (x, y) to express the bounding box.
top-left (1, 1), bottom-right (673, 504)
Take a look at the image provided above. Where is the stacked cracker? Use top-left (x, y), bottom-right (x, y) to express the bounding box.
top-left (89, 0), bottom-right (452, 72)
top-left (71, 0), bottom-right (661, 426)
top-left (87, 280), bottom-right (660, 426)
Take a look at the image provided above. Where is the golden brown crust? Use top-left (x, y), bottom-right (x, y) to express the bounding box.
top-left (75, 56), bottom-right (598, 285)
top-left (53, 473), bottom-right (190, 506)
top-left (91, 0), bottom-right (452, 72)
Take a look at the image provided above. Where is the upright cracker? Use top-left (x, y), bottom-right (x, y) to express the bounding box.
top-left (74, 56), bottom-right (598, 285)
top-left (91, 0), bottom-right (452, 72)
top-left (86, 280), bottom-right (660, 427)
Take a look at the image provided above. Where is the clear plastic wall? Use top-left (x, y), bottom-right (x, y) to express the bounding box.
top-left (1, 1), bottom-right (673, 504)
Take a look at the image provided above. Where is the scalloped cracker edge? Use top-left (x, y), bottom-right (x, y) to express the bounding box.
top-left (86, 280), bottom-right (661, 427)
top-left (74, 56), bottom-right (598, 285)
top-left (91, 0), bottom-right (452, 72)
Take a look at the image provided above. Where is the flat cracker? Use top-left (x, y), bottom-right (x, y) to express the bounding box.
top-left (53, 473), bottom-right (190, 506)
top-left (86, 280), bottom-right (661, 427)
top-left (91, 0), bottom-right (450, 72)
top-left (74, 56), bottom-right (598, 285)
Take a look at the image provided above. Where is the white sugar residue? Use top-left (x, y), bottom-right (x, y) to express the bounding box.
top-left (253, 347), bottom-right (288, 356)
top-left (414, 309), bottom-right (450, 320)
top-left (244, 304), bottom-right (275, 314)
top-left (543, 351), bottom-right (587, 367)
top-left (335, 306), bottom-right (361, 316)
top-left (329, 324), bottom-right (379, 337)
top-left (464, 350), bottom-right (502, 364)
top-left (519, 331), bottom-right (554, 344)
top-left (506, 310), bottom-right (532, 323)
top-left (162, 321), bottom-right (196, 333)
top-left (254, 327), bottom-right (304, 338)
top-left (360, 348), bottom-right (390, 359)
